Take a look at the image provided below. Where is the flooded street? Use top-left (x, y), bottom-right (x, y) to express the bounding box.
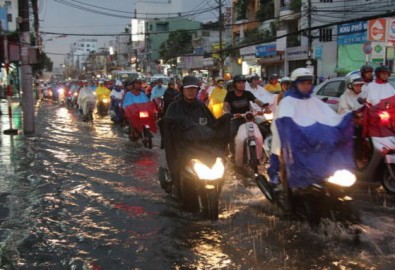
top-left (1, 101), bottom-right (395, 269)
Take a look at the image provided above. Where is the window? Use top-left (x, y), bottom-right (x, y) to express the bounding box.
top-left (317, 80), bottom-right (345, 97)
top-left (86, 44), bottom-right (90, 47)
top-left (5, 1), bottom-right (11, 7)
top-left (80, 44), bottom-right (84, 47)
top-left (319, 28), bottom-right (332, 42)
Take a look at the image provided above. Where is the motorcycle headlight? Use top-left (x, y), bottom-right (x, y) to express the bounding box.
top-left (58, 88), bottom-right (64, 94)
top-left (327, 170), bottom-right (356, 187)
top-left (103, 98), bottom-right (109, 104)
top-left (264, 112), bottom-right (273, 121)
top-left (192, 158), bottom-right (225, 180)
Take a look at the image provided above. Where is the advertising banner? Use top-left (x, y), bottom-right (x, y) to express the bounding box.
top-left (368, 18), bottom-right (387, 42)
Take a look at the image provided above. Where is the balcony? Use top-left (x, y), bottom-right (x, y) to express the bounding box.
top-left (279, 0), bottom-right (301, 21)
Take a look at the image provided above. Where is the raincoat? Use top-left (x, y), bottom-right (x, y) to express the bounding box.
top-left (95, 86), bottom-right (111, 102)
top-left (78, 87), bottom-right (96, 115)
top-left (162, 98), bottom-right (230, 183)
top-left (365, 81), bottom-right (395, 106)
top-left (208, 86), bottom-right (227, 118)
top-left (271, 87), bottom-right (354, 188)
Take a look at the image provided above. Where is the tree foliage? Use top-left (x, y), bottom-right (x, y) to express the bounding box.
top-left (159, 30), bottom-right (194, 65)
top-left (256, 0), bottom-right (274, 21)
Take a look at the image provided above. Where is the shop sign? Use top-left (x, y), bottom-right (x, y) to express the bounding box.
top-left (387, 18), bottom-right (395, 42)
top-left (337, 21), bottom-right (367, 45)
top-left (255, 43), bottom-right (276, 58)
top-left (240, 45), bottom-right (256, 56)
top-left (286, 46), bottom-right (308, 61)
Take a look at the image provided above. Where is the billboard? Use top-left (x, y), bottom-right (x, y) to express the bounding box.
top-left (131, 19), bottom-right (145, 42)
top-left (337, 21), bottom-right (367, 45)
top-left (368, 18), bottom-right (387, 42)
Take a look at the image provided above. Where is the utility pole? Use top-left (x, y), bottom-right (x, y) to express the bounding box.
top-left (307, 0), bottom-right (313, 69)
top-left (218, 0), bottom-right (224, 77)
top-left (19, 0), bottom-right (35, 134)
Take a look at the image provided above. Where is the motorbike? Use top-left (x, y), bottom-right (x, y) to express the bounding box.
top-left (97, 98), bottom-right (110, 117)
top-left (56, 87), bottom-right (65, 104)
top-left (110, 98), bottom-right (124, 124)
top-left (354, 97), bottom-right (395, 194)
top-left (124, 102), bottom-right (157, 148)
top-left (66, 90), bottom-right (74, 109)
top-left (159, 154), bottom-right (225, 221)
top-left (83, 100), bottom-right (95, 124)
top-left (257, 166), bottom-right (359, 226)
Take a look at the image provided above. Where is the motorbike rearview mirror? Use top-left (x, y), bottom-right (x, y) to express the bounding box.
top-left (321, 97), bottom-right (329, 102)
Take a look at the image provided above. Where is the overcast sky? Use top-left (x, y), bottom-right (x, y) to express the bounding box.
top-left (40, 0), bottom-right (222, 67)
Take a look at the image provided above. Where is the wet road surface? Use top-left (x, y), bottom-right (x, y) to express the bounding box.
top-left (0, 100), bottom-right (395, 269)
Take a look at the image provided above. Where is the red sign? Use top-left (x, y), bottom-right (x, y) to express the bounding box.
top-left (368, 18), bottom-right (387, 41)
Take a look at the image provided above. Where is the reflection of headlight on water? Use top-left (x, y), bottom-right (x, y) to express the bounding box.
top-left (192, 158), bottom-right (225, 180)
top-left (327, 170), bottom-right (356, 187)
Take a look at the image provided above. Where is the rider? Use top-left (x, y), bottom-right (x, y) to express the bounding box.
top-left (338, 74), bottom-right (365, 114)
top-left (364, 65), bottom-right (395, 106)
top-left (163, 80), bottom-right (179, 115)
top-left (360, 64), bottom-right (374, 96)
top-left (246, 74), bottom-right (276, 114)
top-left (122, 78), bottom-right (149, 110)
top-left (223, 75), bottom-right (270, 156)
top-left (110, 80), bottom-right (125, 121)
top-left (151, 78), bottom-right (166, 101)
top-left (162, 75), bottom-right (230, 196)
top-left (95, 81), bottom-right (111, 102)
top-left (268, 68), bottom-right (354, 190)
top-left (264, 74), bottom-right (282, 93)
top-left (77, 80), bottom-right (97, 121)
top-left (208, 77), bottom-right (227, 119)
top-left (276, 77), bottom-right (291, 105)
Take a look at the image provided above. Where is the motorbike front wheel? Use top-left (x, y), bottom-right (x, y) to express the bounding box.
top-left (382, 164), bottom-right (395, 194)
top-left (249, 146), bottom-right (258, 174)
top-left (203, 186), bottom-right (219, 221)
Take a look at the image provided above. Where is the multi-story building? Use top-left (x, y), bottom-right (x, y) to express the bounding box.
top-left (144, 17), bottom-right (201, 73)
top-left (278, 0), bottom-right (395, 78)
top-left (0, 0), bottom-right (18, 32)
top-left (67, 38), bottom-right (98, 70)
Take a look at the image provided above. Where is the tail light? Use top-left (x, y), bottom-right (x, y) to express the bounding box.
top-left (139, 111), bottom-right (149, 118)
top-left (379, 111), bottom-right (390, 125)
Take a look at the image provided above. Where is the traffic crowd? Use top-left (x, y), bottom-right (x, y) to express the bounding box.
top-left (39, 65), bottom-right (395, 195)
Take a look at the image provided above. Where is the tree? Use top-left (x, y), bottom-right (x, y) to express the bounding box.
top-left (159, 30), bottom-right (194, 65)
top-left (32, 51), bottom-right (53, 76)
top-left (256, 0), bottom-right (274, 21)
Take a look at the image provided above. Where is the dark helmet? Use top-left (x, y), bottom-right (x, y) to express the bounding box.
top-left (375, 65), bottom-right (391, 76)
top-left (124, 80), bottom-right (133, 87)
top-left (182, 75), bottom-right (199, 88)
top-left (360, 64), bottom-right (373, 74)
top-left (132, 78), bottom-right (142, 84)
top-left (269, 74), bottom-right (278, 80)
top-left (233, 75), bottom-right (246, 84)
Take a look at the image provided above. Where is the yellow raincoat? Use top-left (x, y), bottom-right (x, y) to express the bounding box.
top-left (95, 86), bottom-right (111, 102)
top-left (208, 86), bottom-right (227, 118)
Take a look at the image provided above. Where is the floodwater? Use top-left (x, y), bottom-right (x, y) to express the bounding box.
top-left (0, 100), bottom-right (394, 269)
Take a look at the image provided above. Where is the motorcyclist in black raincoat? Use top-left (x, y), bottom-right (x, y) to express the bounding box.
top-left (161, 75), bottom-right (231, 196)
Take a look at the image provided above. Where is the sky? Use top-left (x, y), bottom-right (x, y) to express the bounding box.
top-left (40, 0), bottom-right (223, 67)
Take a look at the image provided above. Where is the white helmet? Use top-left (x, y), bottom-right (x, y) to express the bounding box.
top-left (280, 76), bottom-right (291, 83)
top-left (290, 68), bottom-right (314, 82)
top-left (115, 80), bottom-right (123, 86)
top-left (345, 73), bottom-right (364, 89)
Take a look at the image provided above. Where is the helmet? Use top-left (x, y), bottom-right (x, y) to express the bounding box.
top-left (216, 77), bottom-right (224, 83)
top-left (280, 76), bottom-right (291, 83)
top-left (345, 74), bottom-right (364, 89)
top-left (360, 64), bottom-right (373, 74)
top-left (250, 73), bottom-right (260, 80)
top-left (269, 74), bottom-right (278, 80)
top-left (290, 68), bottom-right (314, 82)
top-left (233, 75), bottom-right (246, 84)
top-left (182, 75), bottom-right (199, 88)
top-left (375, 65), bottom-right (391, 76)
top-left (115, 80), bottom-right (123, 86)
top-left (133, 78), bottom-right (142, 84)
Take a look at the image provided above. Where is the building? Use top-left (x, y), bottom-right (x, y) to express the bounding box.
top-left (0, 0), bottom-right (18, 32)
top-left (66, 38), bottom-right (98, 70)
top-left (144, 17), bottom-right (201, 73)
